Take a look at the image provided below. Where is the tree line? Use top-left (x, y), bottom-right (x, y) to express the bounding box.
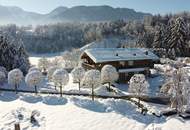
top-left (0, 12), bottom-right (190, 57)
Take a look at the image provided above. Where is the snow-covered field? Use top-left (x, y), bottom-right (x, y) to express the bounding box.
top-left (0, 92), bottom-right (190, 130)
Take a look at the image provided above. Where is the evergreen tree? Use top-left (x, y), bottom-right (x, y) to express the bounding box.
top-left (0, 34), bottom-right (30, 74)
top-left (153, 25), bottom-right (165, 48)
top-left (168, 17), bottom-right (188, 56)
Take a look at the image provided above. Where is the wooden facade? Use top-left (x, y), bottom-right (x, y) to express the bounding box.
top-left (80, 48), bottom-right (159, 83)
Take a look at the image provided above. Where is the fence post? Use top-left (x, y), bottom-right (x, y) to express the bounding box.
top-left (15, 123), bottom-right (20, 130)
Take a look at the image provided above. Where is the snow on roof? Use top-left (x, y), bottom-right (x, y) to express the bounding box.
top-left (83, 48), bottom-right (159, 63)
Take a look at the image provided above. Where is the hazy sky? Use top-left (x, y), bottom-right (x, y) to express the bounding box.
top-left (0, 0), bottom-right (189, 15)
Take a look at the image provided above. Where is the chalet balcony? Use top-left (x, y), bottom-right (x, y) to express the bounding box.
top-left (82, 62), bottom-right (96, 70)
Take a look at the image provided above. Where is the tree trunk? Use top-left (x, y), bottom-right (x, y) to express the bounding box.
top-left (78, 82), bottom-right (81, 91)
top-left (138, 97), bottom-right (140, 108)
top-left (92, 85), bottom-right (94, 101)
top-left (108, 82), bottom-right (111, 92)
top-left (34, 85), bottom-right (37, 95)
top-left (15, 84), bottom-right (18, 94)
top-left (55, 85), bottom-right (57, 90)
top-left (14, 123), bottom-right (20, 130)
top-left (60, 85), bottom-right (63, 97)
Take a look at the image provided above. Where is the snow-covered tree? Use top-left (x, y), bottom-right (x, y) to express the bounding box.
top-left (47, 66), bottom-right (59, 81)
top-left (52, 69), bottom-right (69, 97)
top-left (8, 69), bottom-right (23, 93)
top-left (0, 71), bottom-right (6, 84)
top-left (153, 25), bottom-right (165, 48)
top-left (71, 67), bottom-right (85, 91)
top-left (167, 68), bottom-right (190, 114)
top-left (38, 57), bottom-right (50, 74)
top-left (101, 65), bottom-right (118, 91)
top-left (47, 66), bottom-right (60, 90)
top-left (81, 70), bottom-right (101, 100)
top-left (168, 17), bottom-right (189, 56)
top-left (128, 74), bottom-right (149, 108)
top-left (25, 71), bottom-right (42, 94)
top-left (28, 67), bottom-right (40, 73)
top-left (0, 34), bottom-right (30, 74)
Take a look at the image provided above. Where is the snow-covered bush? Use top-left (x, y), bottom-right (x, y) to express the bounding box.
top-left (82, 69), bottom-right (101, 100)
top-left (25, 71), bottom-right (43, 94)
top-left (0, 71), bottom-right (6, 84)
top-left (38, 57), bottom-right (50, 74)
top-left (8, 69), bottom-right (23, 93)
top-left (71, 67), bottom-right (85, 91)
top-left (47, 66), bottom-right (59, 81)
top-left (101, 65), bottom-right (118, 91)
top-left (28, 67), bottom-right (40, 73)
top-left (52, 69), bottom-right (69, 97)
top-left (128, 74), bottom-right (149, 108)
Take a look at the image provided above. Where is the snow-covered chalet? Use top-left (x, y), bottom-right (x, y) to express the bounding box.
top-left (80, 48), bottom-right (159, 83)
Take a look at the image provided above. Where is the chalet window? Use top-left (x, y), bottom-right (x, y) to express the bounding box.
top-left (120, 61), bottom-right (125, 67)
top-left (128, 61), bottom-right (134, 66)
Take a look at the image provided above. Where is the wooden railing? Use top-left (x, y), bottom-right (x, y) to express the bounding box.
top-left (82, 63), bottom-right (96, 70)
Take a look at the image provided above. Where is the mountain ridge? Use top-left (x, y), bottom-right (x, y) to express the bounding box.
top-left (0, 5), bottom-right (152, 25)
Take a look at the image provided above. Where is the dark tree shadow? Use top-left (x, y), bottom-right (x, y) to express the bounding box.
top-left (42, 96), bottom-right (67, 105)
top-left (0, 92), bottom-right (19, 102)
top-left (70, 97), bottom-right (107, 113)
top-left (19, 94), bottom-right (43, 103)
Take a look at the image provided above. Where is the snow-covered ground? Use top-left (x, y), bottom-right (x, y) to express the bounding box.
top-left (0, 92), bottom-right (190, 130)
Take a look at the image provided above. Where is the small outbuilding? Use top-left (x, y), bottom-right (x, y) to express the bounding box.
top-left (80, 48), bottom-right (159, 83)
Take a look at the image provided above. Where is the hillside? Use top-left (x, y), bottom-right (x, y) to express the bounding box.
top-left (49, 5), bottom-right (151, 22)
top-left (0, 5), bottom-right (151, 25)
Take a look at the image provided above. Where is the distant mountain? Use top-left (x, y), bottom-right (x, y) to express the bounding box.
top-left (49, 6), bottom-right (151, 22)
top-left (0, 5), bottom-right (43, 25)
top-left (0, 5), bottom-right (151, 25)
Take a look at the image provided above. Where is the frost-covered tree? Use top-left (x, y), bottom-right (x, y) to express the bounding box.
top-left (101, 65), bottom-right (118, 91)
top-left (0, 71), bottom-right (6, 84)
top-left (128, 74), bottom-right (149, 108)
top-left (47, 66), bottom-right (60, 90)
top-left (25, 71), bottom-right (42, 94)
top-left (52, 69), bottom-right (69, 97)
top-left (153, 25), bottom-right (165, 48)
top-left (8, 69), bottom-right (23, 93)
top-left (168, 17), bottom-right (189, 56)
top-left (0, 34), bottom-right (30, 74)
top-left (47, 66), bottom-right (59, 81)
top-left (167, 68), bottom-right (190, 114)
top-left (38, 57), bottom-right (50, 74)
top-left (82, 70), bottom-right (101, 101)
top-left (28, 67), bottom-right (40, 73)
top-left (71, 67), bottom-right (85, 91)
